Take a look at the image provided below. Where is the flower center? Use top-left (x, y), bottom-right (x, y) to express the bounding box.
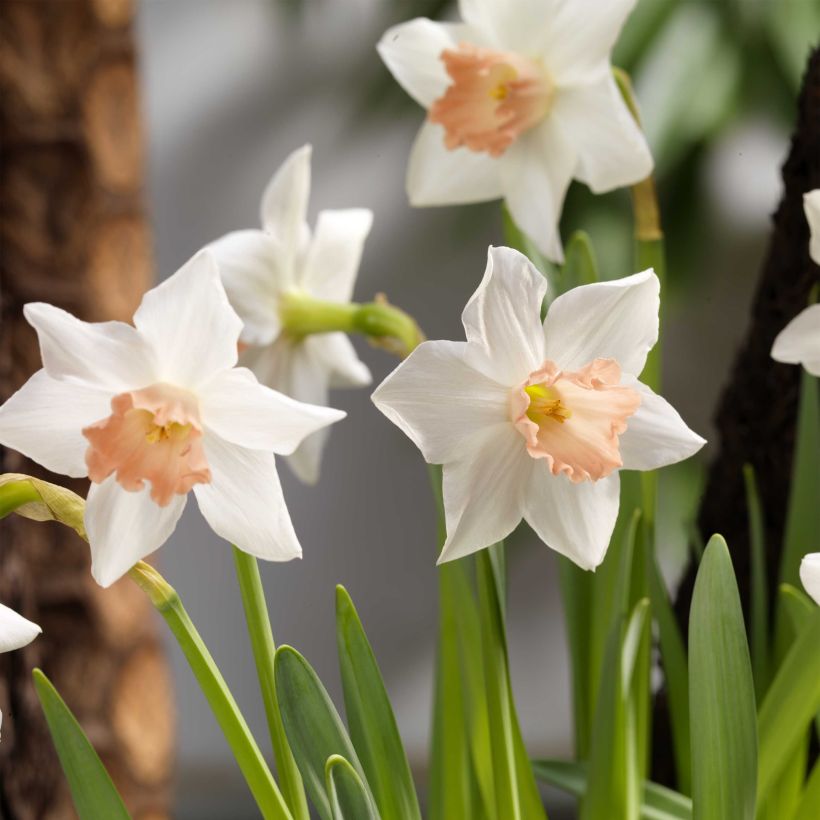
top-left (429, 43), bottom-right (553, 157)
top-left (83, 383), bottom-right (211, 507)
top-left (512, 359), bottom-right (641, 483)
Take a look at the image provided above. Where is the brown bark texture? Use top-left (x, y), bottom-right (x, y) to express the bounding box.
top-left (0, 1), bottom-right (174, 817)
top-left (652, 46), bottom-right (820, 785)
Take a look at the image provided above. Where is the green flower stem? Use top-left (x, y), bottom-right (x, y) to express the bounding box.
top-left (128, 561), bottom-right (293, 820)
top-left (0, 479), bottom-right (41, 518)
top-left (279, 291), bottom-right (424, 357)
top-left (232, 547), bottom-right (309, 820)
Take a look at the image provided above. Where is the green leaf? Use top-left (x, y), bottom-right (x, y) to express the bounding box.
top-left (743, 464), bottom-right (770, 699)
top-left (793, 757), bottom-right (820, 820)
top-left (582, 599), bottom-right (650, 820)
top-left (533, 759), bottom-right (693, 820)
top-left (777, 583), bottom-right (814, 636)
top-left (688, 535), bottom-right (757, 820)
top-left (757, 608), bottom-right (820, 801)
top-left (476, 545), bottom-right (547, 820)
top-left (274, 645), bottom-right (373, 820)
top-left (335, 586), bottom-right (420, 820)
top-left (649, 555), bottom-right (690, 794)
top-left (325, 755), bottom-right (378, 820)
top-left (32, 669), bottom-right (130, 820)
top-left (561, 231), bottom-right (600, 291)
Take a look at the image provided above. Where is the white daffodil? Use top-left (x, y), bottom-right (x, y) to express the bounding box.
top-left (377, 0), bottom-right (652, 262)
top-left (0, 252), bottom-right (344, 587)
top-left (373, 246), bottom-right (704, 568)
top-left (771, 190), bottom-right (820, 376)
top-left (209, 145), bottom-right (373, 484)
top-left (800, 553), bottom-right (820, 606)
top-left (0, 602), bottom-right (40, 740)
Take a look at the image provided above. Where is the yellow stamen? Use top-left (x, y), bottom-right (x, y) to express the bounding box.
top-left (145, 421), bottom-right (193, 444)
top-left (525, 384), bottom-right (572, 425)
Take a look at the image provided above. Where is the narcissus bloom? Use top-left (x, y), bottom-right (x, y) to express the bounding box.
top-left (377, 0), bottom-right (652, 261)
top-left (800, 553), bottom-right (820, 606)
top-left (373, 247), bottom-right (705, 568)
top-left (771, 190), bottom-right (820, 376)
top-left (210, 145), bottom-right (372, 484)
top-left (0, 253), bottom-right (344, 587)
top-left (0, 603), bottom-right (40, 654)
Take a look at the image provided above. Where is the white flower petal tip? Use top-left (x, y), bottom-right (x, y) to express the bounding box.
top-left (260, 144), bottom-right (312, 240)
top-left (771, 304), bottom-right (820, 377)
top-left (799, 553), bottom-right (820, 606)
top-left (0, 603), bottom-right (42, 653)
top-left (804, 189), bottom-right (820, 265)
top-left (380, 2), bottom-right (648, 260)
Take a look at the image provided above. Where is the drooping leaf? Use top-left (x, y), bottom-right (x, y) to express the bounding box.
top-left (32, 669), bottom-right (130, 820)
top-left (335, 586), bottom-right (420, 820)
top-left (688, 536), bottom-right (757, 820)
top-left (325, 755), bottom-right (378, 820)
top-left (533, 758), bottom-right (693, 820)
top-left (275, 646), bottom-right (373, 820)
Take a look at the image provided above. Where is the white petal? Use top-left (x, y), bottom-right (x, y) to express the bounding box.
top-left (459, 0), bottom-right (554, 51)
top-left (799, 553), bottom-right (820, 606)
top-left (0, 603), bottom-right (41, 653)
top-left (314, 334), bottom-right (372, 389)
top-left (0, 370), bottom-right (111, 478)
top-left (372, 340), bottom-right (510, 465)
top-left (501, 119), bottom-right (576, 262)
top-left (260, 145), bottom-right (312, 256)
top-left (407, 122), bottom-right (504, 206)
top-left (543, 0), bottom-right (638, 86)
top-left (438, 424), bottom-right (531, 563)
top-left (300, 209), bottom-right (372, 303)
top-left (193, 434), bottom-right (302, 562)
top-left (208, 230), bottom-right (285, 346)
top-left (523, 465), bottom-right (620, 570)
top-left (804, 190), bottom-right (820, 266)
top-left (771, 304), bottom-right (820, 376)
top-left (85, 477), bottom-right (187, 588)
top-left (553, 76), bottom-right (653, 193)
top-left (619, 381), bottom-right (706, 471)
top-left (199, 367), bottom-right (344, 455)
top-left (286, 428), bottom-right (330, 486)
top-left (133, 251), bottom-right (243, 389)
top-left (23, 303), bottom-right (155, 391)
top-left (461, 246), bottom-right (547, 383)
top-left (377, 19), bottom-right (475, 108)
top-left (543, 269), bottom-right (659, 375)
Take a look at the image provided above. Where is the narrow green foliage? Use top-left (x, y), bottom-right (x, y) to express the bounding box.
top-left (533, 758), bottom-right (693, 820)
top-left (778, 583), bottom-right (814, 636)
top-left (688, 536), bottom-right (757, 820)
top-left (582, 599), bottom-right (650, 820)
top-left (274, 646), bottom-right (372, 820)
top-left (649, 555), bottom-right (691, 794)
top-left (562, 231), bottom-right (600, 291)
top-left (793, 758), bottom-right (820, 820)
top-left (757, 608), bottom-right (820, 801)
top-left (233, 548), bottom-right (308, 820)
top-left (335, 586), bottom-right (420, 820)
top-left (33, 670), bottom-right (131, 820)
top-left (742, 465), bottom-right (770, 698)
top-left (325, 756), bottom-right (379, 820)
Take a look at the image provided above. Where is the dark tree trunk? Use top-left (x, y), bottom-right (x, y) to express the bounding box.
top-left (0, 1), bottom-right (174, 817)
top-left (652, 46), bottom-right (820, 786)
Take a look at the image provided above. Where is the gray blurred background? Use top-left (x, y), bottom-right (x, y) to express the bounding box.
top-left (134, 1), bottom-right (813, 815)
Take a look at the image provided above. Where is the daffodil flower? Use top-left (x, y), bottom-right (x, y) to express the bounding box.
top-left (377, 0), bottom-right (653, 262)
top-left (771, 190), bottom-right (820, 376)
top-left (372, 247), bottom-right (705, 568)
top-left (800, 553), bottom-right (820, 606)
top-left (0, 253), bottom-right (344, 587)
top-left (209, 145), bottom-right (373, 484)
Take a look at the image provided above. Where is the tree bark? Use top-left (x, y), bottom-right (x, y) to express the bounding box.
top-left (0, 1), bottom-right (173, 817)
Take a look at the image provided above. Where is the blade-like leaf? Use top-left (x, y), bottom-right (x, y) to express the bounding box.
top-left (757, 608), bottom-right (820, 801)
top-left (335, 586), bottom-right (420, 820)
top-left (325, 755), bottom-right (378, 820)
top-left (688, 535), bottom-right (757, 820)
top-left (793, 758), bottom-right (820, 820)
top-left (32, 669), bottom-right (130, 820)
top-left (778, 583), bottom-right (814, 636)
top-left (533, 759), bottom-right (693, 820)
top-left (562, 231), bottom-right (600, 291)
top-left (274, 646), bottom-right (373, 820)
